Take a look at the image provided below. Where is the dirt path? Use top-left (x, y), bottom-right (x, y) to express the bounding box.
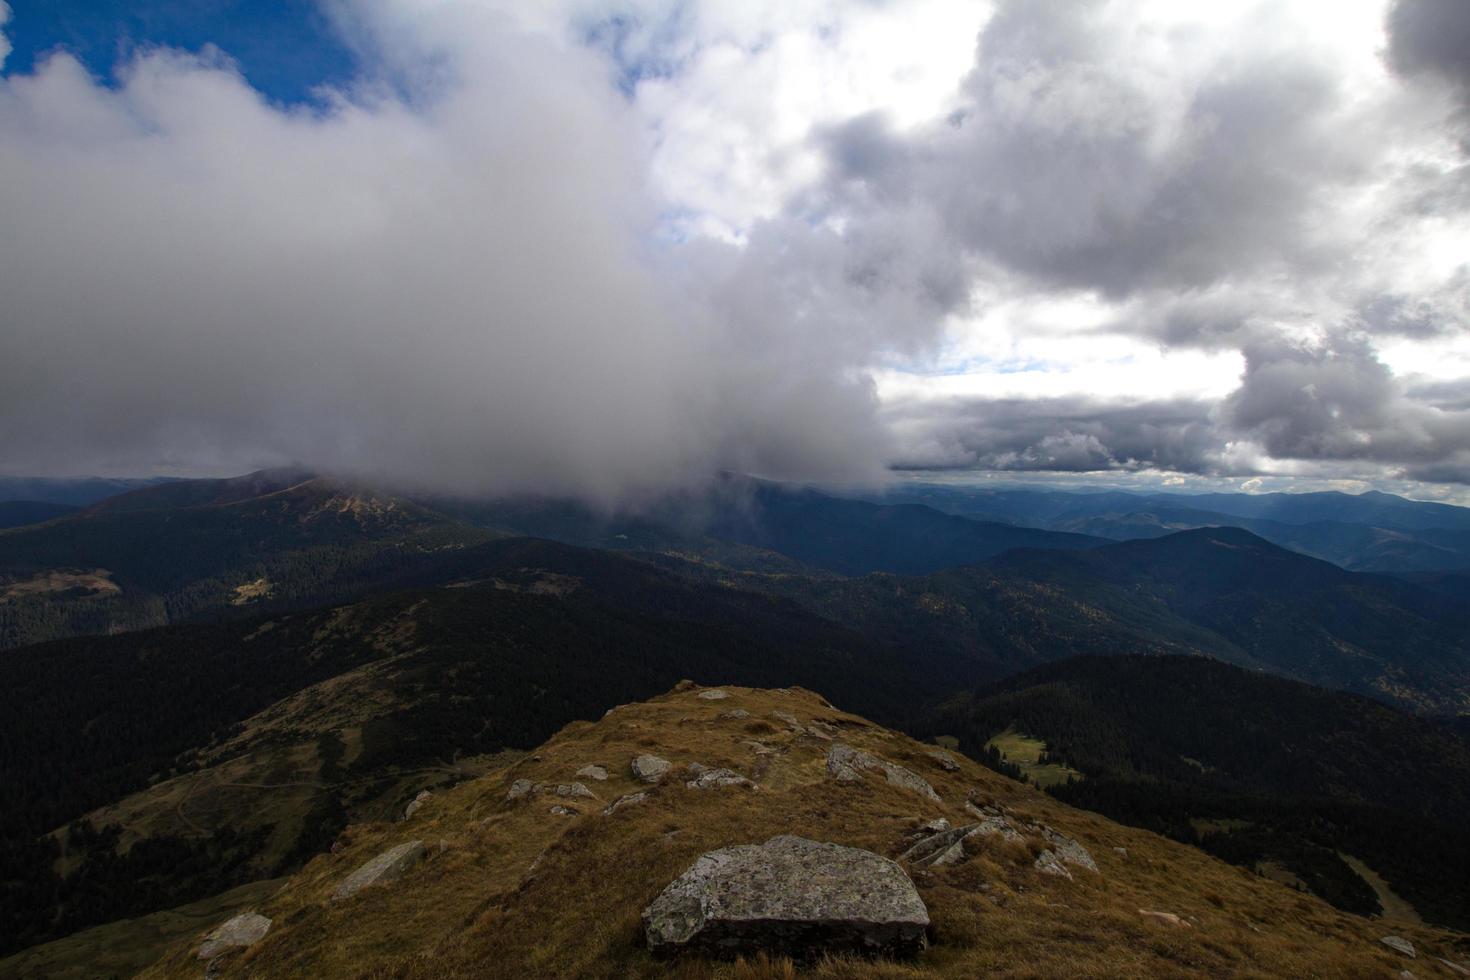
top-left (1339, 852), bottom-right (1422, 924)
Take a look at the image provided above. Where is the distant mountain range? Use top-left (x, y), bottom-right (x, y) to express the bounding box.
top-left (872, 484), bottom-right (1470, 573)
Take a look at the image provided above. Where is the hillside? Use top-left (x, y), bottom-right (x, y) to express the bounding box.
top-left (0, 501), bottom-right (77, 530)
top-left (0, 542), bottom-right (945, 955)
top-left (0, 470), bottom-right (494, 649)
top-left (663, 526), bottom-right (1470, 713)
top-left (64, 684), bottom-right (1462, 978)
top-left (930, 655), bottom-right (1470, 929)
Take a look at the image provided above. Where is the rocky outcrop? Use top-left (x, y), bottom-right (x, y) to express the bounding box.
top-left (632, 754), bottom-right (672, 783)
top-left (642, 835), bottom-right (929, 959)
top-left (197, 912), bottom-right (271, 959)
top-left (686, 763), bottom-right (755, 789)
top-left (900, 803), bottom-right (1096, 876)
top-left (403, 789), bottom-right (432, 819)
top-left (928, 749), bottom-right (960, 772)
top-left (1382, 936), bottom-right (1417, 958)
top-left (332, 841), bottom-right (427, 901)
top-left (602, 791), bottom-right (648, 815)
top-left (826, 743), bottom-right (940, 801)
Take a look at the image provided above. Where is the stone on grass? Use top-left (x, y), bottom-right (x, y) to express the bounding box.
top-left (1034, 849), bottom-right (1073, 879)
top-left (697, 689), bottom-right (731, 700)
top-left (686, 763), bottom-right (755, 790)
top-left (719, 709), bottom-right (752, 720)
top-left (576, 764), bottom-right (609, 781)
top-left (928, 750), bottom-right (960, 772)
top-left (551, 782), bottom-right (598, 800)
top-left (603, 791), bottom-right (648, 815)
top-left (549, 805), bottom-right (578, 816)
top-left (1138, 909), bottom-right (1190, 928)
top-left (197, 912), bottom-right (271, 959)
top-left (643, 835), bottom-right (929, 959)
top-left (825, 743), bottom-right (940, 802)
top-left (506, 779), bottom-right (535, 801)
top-left (403, 790), bottom-right (432, 819)
top-left (332, 841), bottom-right (427, 901)
top-left (1381, 936), bottom-right (1416, 958)
top-left (632, 754), bottom-right (672, 783)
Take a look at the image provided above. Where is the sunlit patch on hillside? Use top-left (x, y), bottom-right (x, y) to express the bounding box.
top-left (0, 568), bottom-right (121, 602)
top-left (984, 728), bottom-right (1084, 788)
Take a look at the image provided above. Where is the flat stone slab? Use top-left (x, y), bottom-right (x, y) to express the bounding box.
top-left (332, 840), bottom-right (427, 901)
top-left (198, 912), bottom-right (271, 959)
top-left (643, 835), bottom-right (929, 959)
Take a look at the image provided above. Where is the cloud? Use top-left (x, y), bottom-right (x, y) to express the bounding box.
top-left (1387, 0), bottom-right (1470, 95)
top-left (0, 9), bottom-right (904, 499)
top-left (0, 2), bottom-right (10, 71)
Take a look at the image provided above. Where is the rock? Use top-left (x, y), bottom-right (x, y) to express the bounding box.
top-left (771, 710), bottom-right (804, 731)
top-left (673, 679), bottom-right (699, 692)
top-left (1138, 909), bottom-right (1190, 928)
top-left (1040, 827), bottom-right (1098, 873)
top-left (1034, 849), bottom-right (1073, 879)
top-left (806, 720), bottom-right (839, 741)
top-left (915, 818), bottom-right (951, 835)
top-left (1381, 936), bottom-right (1416, 958)
top-left (719, 709), bottom-right (751, 720)
top-left (603, 791), bottom-right (648, 815)
top-left (332, 841), bottom-right (427, 901)
top-left (901, 824), bottom-right (977, 867)
top-left (686, 763), bottom-right (756, 789)
top-left (825, 743), bottom-right (940, 802)
top-left (576, 764), bottom-right (609, 781)
top-left (197, 912), bottom-right (272, 959)
top-left (927, 749), bottom-right (960, 772)
top-left (1113, 847), bottom-right (1129, 858)
top-left (506, 778), bottom-right (535, 801)
top-left (642, 835), bottom-right (929, 959)
top-left (549, 805), bottom-right (578, 816)
top-left (698, 689), bottom-right (731, 700)
top-left (551, 782), bottom-right (598, 800)
top-left (403, 789), bottom-right (432, 819)
top-left (1437, 958), bottom-right (1470, 977)
top-left (632, 754), bottom-right (672, 784)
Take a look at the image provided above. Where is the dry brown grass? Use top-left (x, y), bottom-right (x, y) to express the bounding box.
top-left (140, 685), bottom-right (1470, 980)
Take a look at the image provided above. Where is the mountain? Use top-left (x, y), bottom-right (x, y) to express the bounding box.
top-left (873, 484), bottom-right (1470, 573)
top-left (0, 501), bottom-right (77, 530)
top-left (441, 478), bottom-right (1105, 577)
top-left (0, 539), bottom-right (943, 956)
top-left (664, 526), bottom-right (1470, 714)
top-left (0, 470), bottom-right (494, 650)
top-left (0, 476), bottom-right (177, 508)
top-left (929, 654), bottom-right (1470, 929)
top-left (11, 684), bottom-right (1467, 978)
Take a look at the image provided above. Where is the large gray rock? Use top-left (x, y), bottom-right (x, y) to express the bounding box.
top-left (643, 835), bottom-right (929, 959)
top-left (403, 789), bottom-right (432, 819)
top-left (332, 841), bottom-right (427, 901)
top-left (826, 743), bottom-right (940, 802)
top-left (197, 912), bottom-right (271, 959)
top-left (633, 754), bottom-right (672, 783)
top-left (1382, 936), bottom-right (1417, 958)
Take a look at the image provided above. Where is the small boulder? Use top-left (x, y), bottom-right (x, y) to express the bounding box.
top-left (403, 789), bottom-right (432, 819)
top-left (1138, 909), bottom-right (1191, 928)
top-left (697, 689), bottom-right (731, 700)
top-left (928, 749), bottom-right (960, 772)
top-left (549, 805), bottom-right (578, 816)
top-left (332, 841), bottom-right (427, 902)
top-left (642, 835), bottom-right (929, 959)
top-left (632, 754), bottom-right (672, 784)
top-left (686, 763), bottom-right (755, 789)
top-left (197, 912), bottom-right (271, 959)
top-left (1040, 826), bottom-right (1097, 873)
top-left (1381, 936), bottom-right (1417, 958)
top-left (1034, 849), bottom-right (1073, 879)
top-left (603, 791), bottom-right (648, 815)
top-left (576, 764), bottom-right (609, 781)
top-left (506, 778), bottom-right (535, 801)
top-left (1437, 958), bottom-right (1470, 976)
top-left (719, 708), bottom-right (752, 720)
top-left (550, 782), bottom-right (598, 800)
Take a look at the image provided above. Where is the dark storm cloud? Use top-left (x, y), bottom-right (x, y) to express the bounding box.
top-left (884, 394), bottom-right (1226, 475)
top-left (1387, 0), bottom-right (1470, 95)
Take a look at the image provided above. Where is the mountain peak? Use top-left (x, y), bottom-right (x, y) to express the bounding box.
top-left (136, 683), bottom-right (1460, 978)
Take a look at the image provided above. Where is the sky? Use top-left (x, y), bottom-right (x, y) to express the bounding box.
top-left (1, 0), bottom-right (1468, 503)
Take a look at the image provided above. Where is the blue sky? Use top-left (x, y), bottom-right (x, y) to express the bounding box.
top-left (2, 0), bottom-right (355, 103)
